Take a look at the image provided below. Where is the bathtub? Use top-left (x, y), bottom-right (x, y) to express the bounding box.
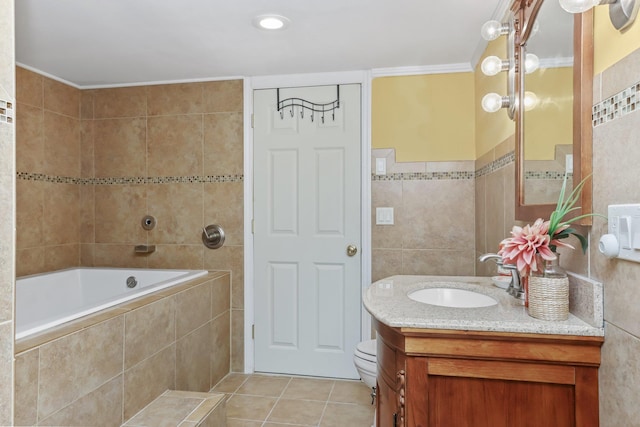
top-left (16, 267), bottom-right (208, 340)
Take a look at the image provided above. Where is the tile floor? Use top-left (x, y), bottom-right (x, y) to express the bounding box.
top-left (211, 373), bottom-right (376, 427)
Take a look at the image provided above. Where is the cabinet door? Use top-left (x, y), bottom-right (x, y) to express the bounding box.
top-left (412, 358), bottom-right (577, 427)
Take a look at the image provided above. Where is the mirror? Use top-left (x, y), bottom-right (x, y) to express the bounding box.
top-left (514, 0), bottom-right (593, 223)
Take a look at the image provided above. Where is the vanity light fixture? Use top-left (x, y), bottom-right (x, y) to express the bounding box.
top-left (481, 53), bottom-right (539, 77)
top-left (479, 17), bottom-right (516, 118)
top-left (481, 56), bottom-right (509, 76)
top-left (480, 20), bottom-right (510, 40)
top-left (253, 14), bottom-right (291, 30)
top-left (481, 93), bottom-right (510, 113)
top-left (559, 0), bottom-right (639, 31)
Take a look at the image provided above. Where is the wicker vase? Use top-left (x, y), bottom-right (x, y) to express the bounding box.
top-left (527, 253), bottom-right (569, 321)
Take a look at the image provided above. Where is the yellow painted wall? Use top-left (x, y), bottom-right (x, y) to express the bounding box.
top-left (474, 37), bottom-right (516, 158)
top-left (523, 66), bottom-right (573, 160)
top-left (594, 7), bottom-right (640, 74)
top-left (371, 73), bottom-right (475, 162)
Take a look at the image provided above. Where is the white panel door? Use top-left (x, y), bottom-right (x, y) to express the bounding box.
top-left (253, 84), bottom-right (361, 379)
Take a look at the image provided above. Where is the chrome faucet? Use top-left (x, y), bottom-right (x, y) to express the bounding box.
top-left (478, 253), bottom-right (523, 300)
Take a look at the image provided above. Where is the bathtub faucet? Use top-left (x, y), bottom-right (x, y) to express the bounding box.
top-left (478, 253), bottom-right (523, 300)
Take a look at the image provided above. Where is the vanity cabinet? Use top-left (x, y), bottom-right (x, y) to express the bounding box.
top-left (374, 319), bottom-right (603, 427)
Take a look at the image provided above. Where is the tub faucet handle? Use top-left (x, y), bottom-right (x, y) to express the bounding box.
top-left (202, 224), bottom-right (225, 249)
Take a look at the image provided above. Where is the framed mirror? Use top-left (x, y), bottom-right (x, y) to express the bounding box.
top-left (514, 0), bottom-right (593, 224)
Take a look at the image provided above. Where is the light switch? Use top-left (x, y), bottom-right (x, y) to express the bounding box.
top-left (620, 216), bottom-right (632, 249)
top-left (375, 158), bottom-right (386, 175)
top-left (376, 207), bottom-right (394, 225)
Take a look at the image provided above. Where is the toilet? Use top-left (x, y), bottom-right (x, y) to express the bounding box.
top-left (354, 339), bottom-right (377, 389)
top-left (354, 339), bottom-right (377, 427)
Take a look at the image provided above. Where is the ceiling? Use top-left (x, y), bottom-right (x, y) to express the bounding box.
top-left (16, 0), bottom-right (512, 88)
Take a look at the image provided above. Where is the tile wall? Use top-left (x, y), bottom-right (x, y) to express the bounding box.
top-left (371, 149), bottom-right (476, 282)
top-left (474, 135), bottom-right (517, 277)
top-left (581, 46), bottom-right (640, 426)
top-left (15, 68), bottom-right (81, 274)
top-left (476, 46), bottom-right (640, 425)
top-left (0, 0), bottom-right (15, 423)
top-left (523, 144), bottom-right (573, 205)
top-left (15, 67), bottom-right (246, 370)
top-left (14, 272), bottom-right (230, 426)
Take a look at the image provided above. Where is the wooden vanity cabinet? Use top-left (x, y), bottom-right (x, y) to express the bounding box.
top-left (374, 319), bottom-right (603, 427)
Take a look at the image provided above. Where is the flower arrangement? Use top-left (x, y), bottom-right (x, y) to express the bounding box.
top-left (498, 174), bottom-right (598, 276)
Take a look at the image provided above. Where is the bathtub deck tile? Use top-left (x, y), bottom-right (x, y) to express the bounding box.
top-left (15, 307), bottom-right (129, 354)
top-left (155, 271), bottom-right (228, 299)
top-left (122, 390), bottom-right (226, 427)
top-left (117, 293), bottom-right (166, 312)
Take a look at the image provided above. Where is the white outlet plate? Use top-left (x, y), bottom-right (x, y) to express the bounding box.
top-left (608, 204), bottom-right (640, 263)
top-left (565, 154), bottom-right (573, 174)
top-left (376, 207), bottom-right (394, 225)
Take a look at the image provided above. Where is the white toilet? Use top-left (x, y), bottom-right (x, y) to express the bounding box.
top-left (354, 339), bottom-right (377, 389)
top-left (353, 339), bottom-right (377, 427)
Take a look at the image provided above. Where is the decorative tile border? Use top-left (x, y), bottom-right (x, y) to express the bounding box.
top-left (592, 80), bottom-right (640, 127)
top-left (17, 172), bottom-right (244, 184)
top-left (0, 99), bottom-right (14, 124)
top-left (524, 171), bottom-right (572, 180)
top-left (475, 152), bottom-right (515, 178)
top-left (371, 171), bottom-right (474, 181)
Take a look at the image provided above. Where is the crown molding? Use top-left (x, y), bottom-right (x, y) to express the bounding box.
top-left (371, 63), bottom-right (473, 77)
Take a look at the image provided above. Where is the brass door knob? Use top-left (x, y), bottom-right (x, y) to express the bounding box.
top-left (347, 245), bottom-right (358, 257)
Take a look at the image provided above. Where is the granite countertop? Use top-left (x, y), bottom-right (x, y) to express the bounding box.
top-left (364, 275), bottom-right (604, 337)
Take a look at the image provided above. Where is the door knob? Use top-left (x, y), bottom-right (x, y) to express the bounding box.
top-left (347, 245), bottom-right (358, 257)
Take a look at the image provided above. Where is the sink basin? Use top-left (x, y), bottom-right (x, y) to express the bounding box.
top-left (408, 287), bottom-right (498, 308)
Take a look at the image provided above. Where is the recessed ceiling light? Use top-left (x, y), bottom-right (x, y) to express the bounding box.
top-left (253, 14), bottom-right (290, 30)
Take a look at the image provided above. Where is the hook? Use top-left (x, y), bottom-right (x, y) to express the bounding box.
top-left (290, 106), bottom-right (294, 117)
top-left (300, 108), bottom-right (304, 119)
top-left (321, 112), bottom-right (325, 124)
top-left (280, 110), bottom-right (283, 120)
top-left (311, 112), bottom-right (314, 122)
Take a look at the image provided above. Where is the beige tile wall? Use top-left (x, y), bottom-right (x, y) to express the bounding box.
top-left (371, 149), bottom-right (476, 282)
top-left (14, 273), bottom-right (230, 426)
top-left (474, 135), bottom-right (517, 277)
top-left (580, 47), bottom-right (640, 426)
top-left (16, 68), bottom-right (81, 275)
top-left (0, 0), bottom-right (15, 423)
top-left (476, 47), bottom-right (640, 425)
top-left (15, 68), bottom-right (246, 370)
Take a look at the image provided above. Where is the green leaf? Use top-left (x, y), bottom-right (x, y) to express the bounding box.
top-left (571, 231), bottom-right (589, 254)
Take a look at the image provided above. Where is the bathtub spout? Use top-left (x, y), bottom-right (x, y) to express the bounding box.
top-left (134, 244), bottom-right (156, 254)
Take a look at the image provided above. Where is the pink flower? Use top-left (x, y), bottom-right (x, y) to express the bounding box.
top-left (498, 218), bottom-right (557, 276)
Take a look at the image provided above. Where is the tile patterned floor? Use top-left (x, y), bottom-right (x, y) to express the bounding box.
top-left (211, 373), bottom-right (376, 427)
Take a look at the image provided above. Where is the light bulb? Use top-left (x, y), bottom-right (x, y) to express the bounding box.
top-left (253, 14), bottom-right (291, 30)
top-left (524, 91), bottom-right (539, 111)
top-left (259, 17), bottom-right (284, 29)
top-left (481, 56), bottom-right (507, 76)
top-left (482, 93), bottom-right (507, 113)
top-left (524, 53), bottom-right (540, 74)
top-left (559, 0), bottom-right (601, 13)
top-left (481, 20), bottom-right (508, 41)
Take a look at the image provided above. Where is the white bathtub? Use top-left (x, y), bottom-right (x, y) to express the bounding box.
top-left (16, 267), bottom-right (208, 340)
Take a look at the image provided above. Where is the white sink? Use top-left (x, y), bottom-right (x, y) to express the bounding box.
top-left (408, 287), bottom-right (498, 308)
